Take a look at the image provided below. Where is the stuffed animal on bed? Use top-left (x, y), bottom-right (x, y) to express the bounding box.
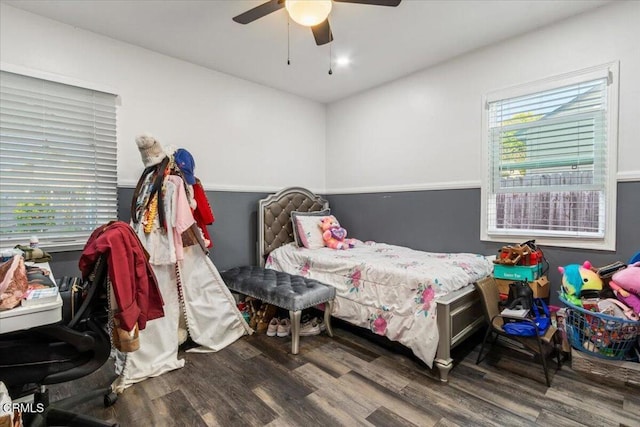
top-left (319, 216), bottom-right (356, 250)
top-left (558, 261), bottom-right (603, 306)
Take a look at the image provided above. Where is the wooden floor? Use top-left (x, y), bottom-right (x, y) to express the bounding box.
top-left (48, 324), bottom-right (640, 427)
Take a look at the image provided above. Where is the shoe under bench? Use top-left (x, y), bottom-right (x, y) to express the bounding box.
top-left (221, 266), bottom-right (336, 354)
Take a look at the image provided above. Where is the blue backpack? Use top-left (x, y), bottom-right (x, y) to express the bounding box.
top-left (503, 298), bottom-right (551, 337)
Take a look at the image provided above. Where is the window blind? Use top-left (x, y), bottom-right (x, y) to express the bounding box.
top-left (0, 70), bottom-right (117, 250)
top-left (486, 76), bottom-right (609, 237)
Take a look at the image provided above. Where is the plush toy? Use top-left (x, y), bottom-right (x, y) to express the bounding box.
top-left (608, 281), bottom-right (640, 316)
top-left (606, 262), bottom-right (640, 316)
top-left (319, 216), bottom-right (355, 250)
top-left (611, 262), bottom-right (640, 296)
top-left (558, 261), bottom-right (603, 306)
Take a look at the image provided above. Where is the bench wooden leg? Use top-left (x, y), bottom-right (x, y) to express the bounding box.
top-left (289, 310), bottom-right (301, 354)
top-left (324, 300), bottom-right (334, 337)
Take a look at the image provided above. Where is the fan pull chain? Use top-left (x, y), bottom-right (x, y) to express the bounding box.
top-left (328, 36), bottom-right (333, 75)
top-left (287, 16), bottom-right (291, 65)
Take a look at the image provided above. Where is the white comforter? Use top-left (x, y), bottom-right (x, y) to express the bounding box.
top-left (265, 241), bottom-right (493, 367)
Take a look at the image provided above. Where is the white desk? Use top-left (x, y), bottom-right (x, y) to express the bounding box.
top-left (0, 262), bottom-right (62, 334)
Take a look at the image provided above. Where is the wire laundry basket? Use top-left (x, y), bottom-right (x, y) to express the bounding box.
top-left (560, 296), bottom-right (640, 360)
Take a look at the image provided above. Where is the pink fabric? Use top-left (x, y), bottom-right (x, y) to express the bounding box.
top-left (612, 262), bottom-right (640, 295)
top-left (0, 255), bottom-right (28, 310)
top-left (610, 280), bottom-right (640, 314)
top-left (167, 176), bottom-right (195, 261)
top-left (296, 217), bottom-right (310, 248)
top-left (295, 216), bottom-right (325, 249)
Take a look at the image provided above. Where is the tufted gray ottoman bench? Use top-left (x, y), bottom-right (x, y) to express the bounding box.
top-left (221, 266), bottom-right (335, 354)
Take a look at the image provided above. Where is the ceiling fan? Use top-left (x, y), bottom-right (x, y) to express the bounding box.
top-left (232, 0), bottom-right (402, 46)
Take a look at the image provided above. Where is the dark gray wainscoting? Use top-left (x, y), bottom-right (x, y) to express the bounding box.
top-left (327, 181), bottom-right (640, 304)
top-left (50, 182), bottom-right (638, 304)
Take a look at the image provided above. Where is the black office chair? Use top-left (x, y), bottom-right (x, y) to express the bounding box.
top-left (0, 256), bottom-right (118, 427)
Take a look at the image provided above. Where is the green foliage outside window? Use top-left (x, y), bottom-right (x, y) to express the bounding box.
top-left (500, 112), bottom-right (539, 176)
top-left (14, 200), bottom-right (56, 233)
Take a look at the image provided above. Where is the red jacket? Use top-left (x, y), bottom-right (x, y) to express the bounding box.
top-left (79, 221), bottom-right (164, 331)
top-left (192, 181), bottom-right (215, 248)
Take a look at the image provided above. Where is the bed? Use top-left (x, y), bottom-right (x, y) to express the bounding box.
top-left (257, 187), bottom-right (493, 381)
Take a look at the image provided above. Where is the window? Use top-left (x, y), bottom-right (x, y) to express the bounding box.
top-left (0, 70), bottom-right (118, 250)
top-left (481, 63), bottom-right (619, 251)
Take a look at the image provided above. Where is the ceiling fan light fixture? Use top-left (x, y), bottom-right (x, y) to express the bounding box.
top-left (336, 56), bottom-right (351, 66)
top-left (285, 0), bottom-right (333, 27)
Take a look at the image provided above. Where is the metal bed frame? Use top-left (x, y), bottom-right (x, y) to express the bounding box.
top-left (257, 186), bottom-right (485, 382)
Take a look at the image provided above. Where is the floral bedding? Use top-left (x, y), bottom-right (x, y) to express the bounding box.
top-left (265, 241), bottom-right (493, 367)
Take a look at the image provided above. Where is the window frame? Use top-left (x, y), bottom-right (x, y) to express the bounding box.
top-left (480, 62), bottom-right (619, 251)
top-left (0, 64), bottom-right (119, 252)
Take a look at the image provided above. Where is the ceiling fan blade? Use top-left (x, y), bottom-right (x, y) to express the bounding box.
top-left (333, 0), bottom-right (401, 6)
top-left (232, 0), bottom-right (285, 24)
top-left (311, 19), bottom-right (333, 46)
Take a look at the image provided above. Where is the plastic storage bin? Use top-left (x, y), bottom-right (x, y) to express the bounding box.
top-left (493, 264), bottom-right (542, 281)
top-left (561, 296), bottom-right (640, 360)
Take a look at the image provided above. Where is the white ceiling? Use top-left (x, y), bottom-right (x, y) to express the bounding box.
top-left (3, 0), bottom-right (612, 103)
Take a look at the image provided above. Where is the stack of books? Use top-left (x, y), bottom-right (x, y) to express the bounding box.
top-left (22, 286), bottom-right (59, 307)
top-left (21, 265), bottom-right (59, 307)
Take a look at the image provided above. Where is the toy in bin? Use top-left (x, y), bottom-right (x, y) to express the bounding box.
top-left (558, 261), bottom-right (603, 306)
top-left (611, 262), bottom-right (640, 296)
top-left (560, 296), bottom-right (640, 360)
top-left (610, 261), bottom-right (640, 316)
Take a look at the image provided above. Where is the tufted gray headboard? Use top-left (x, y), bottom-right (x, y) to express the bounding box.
top-left (257, 187), bottom-right (328, 267)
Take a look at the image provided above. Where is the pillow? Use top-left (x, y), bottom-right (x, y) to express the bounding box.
top-left (291, 209), bottom-right (330, 249)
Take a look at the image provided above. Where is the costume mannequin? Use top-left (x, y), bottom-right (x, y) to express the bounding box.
top-left (112, 135), bottom-right (250, 391)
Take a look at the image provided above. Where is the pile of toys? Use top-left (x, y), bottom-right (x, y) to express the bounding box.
top-left (493, 240), bottom-right (550, 300)
top-left (494, 240), bottom-right (545, 267)
top-left (559, 253), bottom-right (640, 361)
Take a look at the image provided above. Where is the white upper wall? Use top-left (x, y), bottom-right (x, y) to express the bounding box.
top-left (2, 2), bottom-right (638, 195)
top-left (326, 1), bottom-right (640, 193)
top-left (0, 3), bottom-right (327, 192)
